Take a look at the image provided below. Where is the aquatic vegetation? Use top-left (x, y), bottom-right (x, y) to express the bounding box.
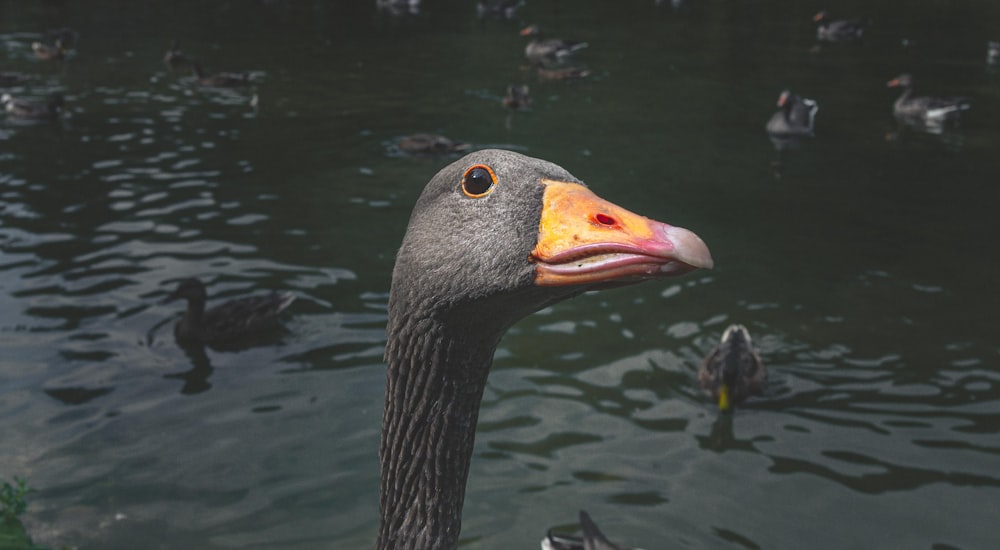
top-left (1, 477), bottom-right (53, 550)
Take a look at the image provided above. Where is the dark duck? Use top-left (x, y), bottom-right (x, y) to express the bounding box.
top-left (477, 0), bottom-right (524, 22)
top-left (2, 93), bottom-right (64, 119)
top-left (520, 25), bottom-right (588, 66)
top-left (813, 10), bottom-right (866, 43)
top-left (377, 149), bottom-right (712, 548)
top-left (0, 72), bottom-right (31, 87)
top-left (31, 39), bottom-right (66, 60)
top-left (163, 39), bottom-right (192, 69)
top-left (396, 133), bottom-right (470, 155)
top-left (502, 84), bottom-right (531, 111)
top-left (542, 510), bottom-right (646, 550)
top-left (162, 278), bottom-right (295, 347)
top-left (698, 324), bottom-right (767, 412)
top-left (191, 63), bottom-right (252, 87)
top-left (887, 73), bottom-right (971, 134)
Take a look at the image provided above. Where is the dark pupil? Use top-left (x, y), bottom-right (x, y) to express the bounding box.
top-left (464, 168), bottom-right (493, 195)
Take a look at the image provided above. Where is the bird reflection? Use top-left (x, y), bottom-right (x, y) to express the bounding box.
top-left (163, 343), bottom-right (214, 395)
top-left (542, 510), bottom-right (642, 550)
top-left (696, 412), bottom-right (763, 454)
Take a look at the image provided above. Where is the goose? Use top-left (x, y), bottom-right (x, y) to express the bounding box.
top-left (812, 10), bottom-right (866, 43)
top-left (698, 324), bottom-right (766, 412)
top-left (520, 25), bottom-right (588, 66)
top-left (191, 63), bottom-right (251, 87)
top-left (161, 278), bottom-right (295, 347)
top-left (765, 89), bottom-right (818, 140)
top-left (2, 93), bottom-right (64, 119)
top-left (31, 39), bottom-right (66, 60)
top-left (378, 149), bottom-right (713, 548)
top-left (542, 510), bottom-right (645, 550)
top-left (886, 73), bottom-right (971, 134)
top-left (502, 84), bottom-right (532, 110)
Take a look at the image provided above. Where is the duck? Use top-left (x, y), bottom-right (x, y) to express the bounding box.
top-left (0, 72), bottom-right (31, 87)
top-left (812, 10), bottom-right (866, 43)
top-left (2, 93), bottom-right (64, 119)
top-left (765, 89), bottom-right (819, 140)
top-left (377, 149), bottom-right (713, 549)
top-left (542, 510), bottom-right (645, 550)
top-left (397, 133), bottom-right (470, 155)
top-left (31, 39), bottom-right (66, 61)
top-left (163, 39), bottom-right (191, 69)
top-left (161, 278), bottom-right (295, 347)
top-left (375, 0), bottom-right (421, 16)
top-left (502, 84), bottom-right (532, 110)
top-left (191, 62), bottom-right (251, 87)
top-left (520, 25), bottom-right (588, 66)
top-left (477, 0), bottom-right (524, 21)
top-left (698, 324), bottom-right (766, 412)
top-left (537, 67), bottom-right (592, 81)
top-left (886, 73), bottom-right (971, 133)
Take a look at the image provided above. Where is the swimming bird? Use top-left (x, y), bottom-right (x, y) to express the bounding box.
top-left (191, 63), bottom-right (251, 87)
top-left (2, 93), bottom-right (64, 119)
top-left (376, 0), bottom-right (421, 16)
top-left (542, 510), bottom-right (645, 550)
top-left (0, 72), bottom-right (31, 87)
top-left (537, 67), bottom-right (592, 81)
top-left (378, 149), bottom-right (713, 549)
top-left (477, 0), bottom-right (525, 21)
top-left (161, 278), bottom-right (295, 347)
top-left (397, 133), bottom-right (470, 155)
top-left (887, 73), bottom-right (971, 134)
top-left (163, 39), bottom-right (191, 69)
top-left (812, 10), bottom-right (866, 43)
top-left (698, 324), bottom-right (766, 412)
top-left (766, 89), bottom-right (818, 139)
top-left (520, 25), bottom-right (588, 66)
top-left (31, 39), bottom-right (66, 60)
top-left (987, 41), bottom-right (999, 66)
top-left (502, 84), bottom-right (532, 110)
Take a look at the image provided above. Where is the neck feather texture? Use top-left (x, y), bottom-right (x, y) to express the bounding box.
top-left (378, 313), bottom-right (499, 550)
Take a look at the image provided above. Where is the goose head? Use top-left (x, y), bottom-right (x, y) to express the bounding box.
top-left (380, 149), bottom-right (712, 549)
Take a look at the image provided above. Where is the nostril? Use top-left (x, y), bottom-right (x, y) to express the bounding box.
top-left (595, 213), bottom-right (616, 226)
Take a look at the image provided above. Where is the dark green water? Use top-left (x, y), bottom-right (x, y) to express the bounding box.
top-left (2, 1), bottom-right (999, 548)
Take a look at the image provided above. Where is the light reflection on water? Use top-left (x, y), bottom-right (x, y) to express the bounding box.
top-left (2, 0), bottom-right (1000, 548)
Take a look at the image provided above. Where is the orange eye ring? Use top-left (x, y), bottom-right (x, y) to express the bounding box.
top-left (461, 164), bottom-right (498, 198)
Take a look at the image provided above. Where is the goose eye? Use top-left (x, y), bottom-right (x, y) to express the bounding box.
top-left (461, 165), bottom-right (497, 198)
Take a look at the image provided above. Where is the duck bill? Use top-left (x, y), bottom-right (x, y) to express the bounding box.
top-left (531, 180), bottom-right (713, 287)
top-left (886, 78), bottom-right (901, 88)
top-left (718, 383), bottom-right (733, 412)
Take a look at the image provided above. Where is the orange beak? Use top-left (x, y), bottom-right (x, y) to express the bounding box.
top-left (531, 180), bottom-right (713, 286)
top-left (886, 78), bottom-right (901, 88)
